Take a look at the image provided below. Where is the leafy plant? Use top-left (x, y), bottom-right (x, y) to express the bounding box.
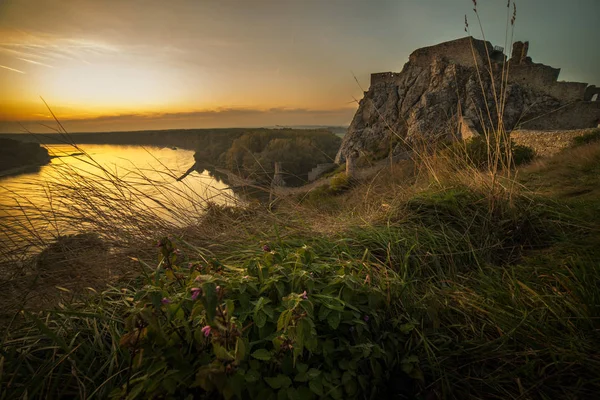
top-left (110, 238), bottom-right (417, 399)
top-left (572, 129), bottom-right (600, 147)
top-left (440, 136), bottom-right (534, 170)
top-left (329, 173), bottom-right (351, 193)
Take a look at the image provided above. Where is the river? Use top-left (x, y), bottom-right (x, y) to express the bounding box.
top-left (0, 144), bottom-right (238, 257)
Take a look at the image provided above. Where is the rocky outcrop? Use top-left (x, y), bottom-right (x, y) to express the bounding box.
top-left (336, 37), bottom-right (600, 163)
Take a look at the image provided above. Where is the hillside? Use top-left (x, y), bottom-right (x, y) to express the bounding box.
top-left (2, 131), bottom-right (600, 399)
top-left (0, 138), bottom-right (50, 174)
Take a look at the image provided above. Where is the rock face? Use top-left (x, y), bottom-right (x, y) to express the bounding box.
top-left (336, 37), bottom-right (600, 163)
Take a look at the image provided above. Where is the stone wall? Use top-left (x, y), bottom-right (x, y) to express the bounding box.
top-left (408, 36), bottom-right (491, 69)
top-left (509, 63), bottom-right (560, 87)
top-left (519, 101), bottom-right (600, 130)
top-left (584, 85), bottom-right (600, 101)
top-left (370, 72), bottom-right (401, 86)
top-left (548, 82), bottom-right (589, 103)
top-left (511, 128), bottom-right (596, 157)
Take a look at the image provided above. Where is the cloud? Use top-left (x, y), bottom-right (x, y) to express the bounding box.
top-left (0, 30), bottom-right (120, 65)
top-left (0, 64), bottom-right (25, 74)
top-left (49, 107), bottom-right (356, 122)
top-left (0, 107), bottom-right (356, 133)
top-left (16, 57), bottom-right (53, 67)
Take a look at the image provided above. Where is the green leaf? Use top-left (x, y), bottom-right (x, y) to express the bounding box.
top-left (299, 301), bottom-right (313, 317)
top-left (255, 310), bottom-right (267, 328)
top-left (294, 372), bottom-right (308, 382)
top-left (251, 348), bottom-right (272, 361)
top-left (344, 379), bottom-right (358, 396)
top-left (235, 337), bottom-right (246, 362)
top-left (264, 374), bottom-right (292, 389)
top-left (327, 311), bottom-right (341, 330)
top-left (297, 387), bottom-right (314, 400)
top-left (213, 343), bottom-right (234, 361)
top-left (126, 383), bottom-right (145, 400)
top-left (308, 379), bottom-right (323, 396)
top-left (341, 371), bottom-right (353, 384)
top-left (287, 387), bottom-right (301, 400)
top-left (400, 323), bottom-right (415, 333)
top-left (245, 368), bottom-right (261, 383)
top-left (277, 310), bottom-right (293, 331)
top-left (225, 299), bottom-right (235, 316)
top-left (296, 363), bottom-right (309, 373)
top-left (307, 368), bottom-right (321, 379)
top-left (202, 282), bottom-right (218, 322)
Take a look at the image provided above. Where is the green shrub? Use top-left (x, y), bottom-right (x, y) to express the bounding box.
top-left (109, 239), bottom-right (415, 399)
top-left (440, 136), bottom-right (535, 169)
top-left (572, 129), bottom-right (600, 147)
top-left (329, 172), bottom-right (351, 193)
top-left (512, 143), bottom-right (535, 165)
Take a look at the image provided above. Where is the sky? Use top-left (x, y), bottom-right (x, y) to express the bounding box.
top-left (0, 0), bottom-right (598, 133)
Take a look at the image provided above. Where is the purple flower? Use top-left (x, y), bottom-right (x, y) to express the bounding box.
top-left (186, 262), bottom-right (193, 269)
top-left (161, 297), bottom-right (172, 305)
top-left (201, 325), bottom-right (212, 337)
top-left (262, 244), bottom-right (271, 252)
top-left (191, 287), bottom-right (201, 300)
top-left (363, 315), bottom-right (369, 322)
top-left (300, 290), bottom-right (308, 300)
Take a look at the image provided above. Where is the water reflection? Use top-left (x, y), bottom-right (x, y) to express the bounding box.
top-left (0, 144), bottom-right (238, 255)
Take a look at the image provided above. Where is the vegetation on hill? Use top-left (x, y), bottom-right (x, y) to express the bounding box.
top-left (0, 138), bottom-right (50, 173)
top-left (219, 130), bottom-right (341, 184)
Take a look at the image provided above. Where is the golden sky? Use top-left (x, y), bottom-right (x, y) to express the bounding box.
top-left (0, 0), bottom-right (598, 133)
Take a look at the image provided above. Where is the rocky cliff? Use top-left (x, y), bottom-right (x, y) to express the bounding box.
top-left (336, 37), bottom-right (600, 163)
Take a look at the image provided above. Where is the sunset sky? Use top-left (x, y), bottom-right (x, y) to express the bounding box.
top-left (1, 0), bottom-right (598, 133)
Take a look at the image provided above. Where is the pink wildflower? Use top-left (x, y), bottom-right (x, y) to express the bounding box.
top-left (300, 290), bottom-right (308, 300)
top-left (161, 297), bottom-right (172, 305)
top-left (201, 325), bottom-right (212, 337)
top-left (191, 287), bottom-right (201, 300)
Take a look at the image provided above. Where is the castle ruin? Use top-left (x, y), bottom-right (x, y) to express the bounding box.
top-left (336, 37), bottom-right (600, 162)
top-left (372, 37), bottom-right (597, 105)
top-left (369, 37), bottom-right (599, 131)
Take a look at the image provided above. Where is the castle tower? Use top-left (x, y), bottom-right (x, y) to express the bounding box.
top-left (511, 41), bottom-right (529, 64)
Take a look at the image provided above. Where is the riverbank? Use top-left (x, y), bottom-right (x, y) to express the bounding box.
top-left (0, 138), bottom-right (50, 175)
